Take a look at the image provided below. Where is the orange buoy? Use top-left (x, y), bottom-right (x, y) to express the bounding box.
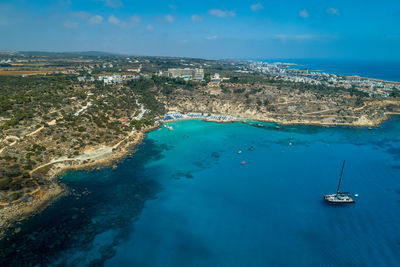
top-left (241, 161), bottom-right (246, 165)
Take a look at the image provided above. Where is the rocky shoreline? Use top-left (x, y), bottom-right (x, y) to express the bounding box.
top-left (164, 110), bottom-right (393, 128)
top-left (0, 126), bottom-right (154, 240)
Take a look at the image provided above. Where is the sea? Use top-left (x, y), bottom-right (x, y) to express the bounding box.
top-left (258, 58), bottom-right (400, 82)
top-left (1, 119), bottom-right (400, 266)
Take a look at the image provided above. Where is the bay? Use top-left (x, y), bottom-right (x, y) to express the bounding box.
top-left (1, 118), bottom-right (400, 266)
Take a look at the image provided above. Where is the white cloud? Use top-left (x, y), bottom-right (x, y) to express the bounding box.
top-left (63, 21), bottom-right (78, 29)
top-left (299, 9), bottom-right (309, 18)
top-left (191, 14), bottom-right (203, 22)
top-left (146, 24), bottom-right (154, 31)
top-left (88, 15), bottom-right (103, 25)
top-left (168, 4), bottom-right (177, 9)
top-left (250, 3), bottom-right (264, 12)
top-left (129, 15), bottom-right (141, 27)
top-left (106, 14), bottom-right (141, 27)
top-left (274, 34), bottom-right (334, 41)
top-left (71, 11), bottom-right (90, 19)
top-left (164, 15), bottom-right (175, 23)
top-left (206, 35), bottom-right (218, 40)
top-left (274, 34), bottom-right (315, 41)
top-left (326, 8), bottom-right (340, 16)
top-left (108, 14), bottom-right (121, 25)
top-left (209, 9), bottom-right (236, 18)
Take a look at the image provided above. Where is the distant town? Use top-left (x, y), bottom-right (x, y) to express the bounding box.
top-left (248, 61), bottom-right (400, 98)
top-left (1, 51), bottom-right (399, 99)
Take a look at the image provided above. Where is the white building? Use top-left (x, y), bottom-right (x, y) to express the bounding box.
top-left (98, 75), bottom-right (123, 84)
top-left (193, 68), bottom-right (204, 81)
top-left (167, 68), bottom-right (204, 81)
top-left (211, 73), bottom-right (221, 82)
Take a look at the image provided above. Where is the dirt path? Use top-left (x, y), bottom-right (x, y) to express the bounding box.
top-left (26, 125), bottom-right (44, 137)
top-left (270, 100), bottom-right (322, 106)
top-left (265, 112), bottom-right (360, 119)
top-left (0, 136), bottom-right (20, 154)
top-left (0, 117), bottom-right (59, 155)
top-left (303, 108), bottom-right (339, 115)
top-left (74, 101), bottom-right (92, 116)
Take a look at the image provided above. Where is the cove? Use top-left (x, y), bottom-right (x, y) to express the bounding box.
top-left (1, 119), bottom-right (400, 266)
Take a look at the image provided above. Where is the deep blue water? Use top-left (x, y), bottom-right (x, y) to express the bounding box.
top-left (1, 119), bottom-right (400, 266)
top-left (259, 58), bottom-right (400, 82)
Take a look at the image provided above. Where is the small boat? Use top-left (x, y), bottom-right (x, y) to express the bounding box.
top-left (324, 160), bottom-right (355, 204)
top-left (164, 124), bottom-right (173, 131)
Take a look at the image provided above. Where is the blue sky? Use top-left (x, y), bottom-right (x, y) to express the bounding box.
top-left (0, 0), bottom-right (399, 60)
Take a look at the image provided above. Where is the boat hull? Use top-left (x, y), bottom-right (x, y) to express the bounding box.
top-left (324, 199), bottom-right (355, 205)
top-left (324, 193), bottom-right (355, 204)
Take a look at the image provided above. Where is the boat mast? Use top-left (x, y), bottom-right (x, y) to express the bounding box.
top-left (337, 160), bottom-right (346, 194)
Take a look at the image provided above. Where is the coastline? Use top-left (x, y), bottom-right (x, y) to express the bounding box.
top-left (0, 125), bottom-right (155, 240)
top-left (0, 111), bottom-right (397, 239)
top-left (163, 111), bottom-right (396, 128)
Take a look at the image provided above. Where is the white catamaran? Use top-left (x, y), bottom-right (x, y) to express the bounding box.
top-left (324, 160), bottom-right (355, 204)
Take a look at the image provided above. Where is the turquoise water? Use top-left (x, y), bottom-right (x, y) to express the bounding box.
top-left (1, 119), bottom-right (400, 266)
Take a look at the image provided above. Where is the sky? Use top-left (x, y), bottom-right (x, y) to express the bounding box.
top-left (0, 0), bottom-right (399, 60)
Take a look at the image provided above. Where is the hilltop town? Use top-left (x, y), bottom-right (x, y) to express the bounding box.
top-left (0, 51), bottom-right (400, 237)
